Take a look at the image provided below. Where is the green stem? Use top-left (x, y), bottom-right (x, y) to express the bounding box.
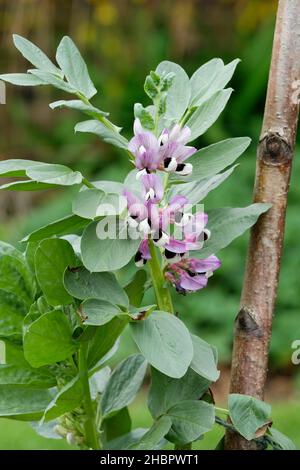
top-left (82, 177), bottom-right (96, 189)
top-left (215, 406), bottom-right (229, 416)
top-left (179, 106), bottom-right (197, 127)
top-left (78, 342), bottom-right (101, 450)
top-left (148, 240), bottom-right (174, 313)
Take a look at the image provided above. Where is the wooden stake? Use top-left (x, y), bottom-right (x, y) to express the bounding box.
top-left (225, 0), bottom-right (300, 450)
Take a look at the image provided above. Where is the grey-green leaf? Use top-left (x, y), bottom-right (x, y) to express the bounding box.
top-left (195, 204), bottom-right (272, 259)
top-left (43, 376), bottom-right (83, 422)
top-left (106, 428), bottom-right (149, 450)
top-left (102, 407), bottom-right (132, 444)
top-left (183, 137), bottom-right (251, 182)
top-left (0, 181), bottom-right (58, 191)
top-left (87, 317), bottom-right (129, 368)
top-left (35, 238), bottom-right (77, 306)
top-left (50, 100), bottom-right (108, 118)
top-left (22, 214), bottom-right (89, 242)
top-left (13, 34), bottom-right (62, 76)
top-left (72, 188), bottom-right (123, 219)
top-left (170, 166), bottom-right (237, 205)
top-left (0, 341), bottom-right (56, 388)
top-left (167, 400), bottom-right (215, 444)
top-left (0, 159), bottom-right (82, 185)
top-left (156, 61), bottom-right (190, 121)
top-left (0, 243), bottom-right (36, 306)
top-left (190, 58), bottom-right (224, 106)
top-left (81, 299), bottom-right (122, 326)
top-left (75, 120), bottom-right (128, 150)
top-left (0, 73), bottom-right (47, 86)
top-left (148, 367), bottom-right (210, 419)
top-left (64, 265), bottom-right (128, 308)
top-left (101, 354), bottom-right (147, 417)
top-left (24, 310), bottom-right (77, 368)
top-left (29, 69), bottom-right (76, 93)
top-left (27, 163), bottom-right (83, 186)
top-left (190, 335), bottom-right (220, 381)
top-left (0, 290), bottom-right (29, 338)
top-left (130, 311), bottom-right (193, 379)
top-left (124, 270), bottom-right (147, 307)
top-left (190, 58), bottom-right (239, 107)
top-left (186, 88), bottom-right (233, 141)
top-left (129, 416), bottom-right (172, 450)
top-left (0, 386), bottom-right (52, 419)
top-left (56, 36), bottom-right (97, 99)
top-left (228, 393), bottom-right (272, 440)
top-left (267, 427), bottom-right (296, 450)
top-left (0, 159), bottom-right (44, 177)
top-left (81, 219), bottom-right (140, 272)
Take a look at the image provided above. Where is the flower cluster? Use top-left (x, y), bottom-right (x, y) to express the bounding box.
top-left (128, 118), bottom-right (196, 177)
top-left (123, 120), bottom-right (221, 294)
top-left (164, 256), bottom-right (221, 294)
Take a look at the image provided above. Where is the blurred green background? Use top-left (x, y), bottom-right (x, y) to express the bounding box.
top-left (0, 0), bottom-right (299, 449)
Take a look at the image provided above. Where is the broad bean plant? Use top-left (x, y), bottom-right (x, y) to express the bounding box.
top-left (0, 35), bottom-right (295, 450)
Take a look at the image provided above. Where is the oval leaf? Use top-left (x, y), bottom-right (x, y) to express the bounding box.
top-left (156, 61), bottom-right (191, 121)
top-left (24, 310), bottom-right (77, 367)
top-left (129, 416), bottom-right (172, 451)
top-left (43, 376), bottom-right (83, 422)
top-left (64, 265), bottom-right (128, 308)
top-left (23, 214), bottom-right (89, 243)
top-left (0, 386), bottom-right (52, 419)
top-left (13, 34), bottom-right (62, 76)
top-left (167, 400), bottom-right (215, 444)
top-left (130, 311), bottom-right (193, 378)
top-left (190, 335), bottom-right (220, 382)
top-left (35, 238), bottom-right (77, 306)
top-left (148, 367), bottom-right (210, 419)
top-left (195, 203), bottom-right (272, 259)
top-left (81, 220), bottom-right (140, 273)
top-left (81, 299), bottom-right (121, 326)
top-left (183, 137), bottom-right (251, 182)
top-left (186, 88), bottom-right (233, 141)
top-left (75, 120), bottom-right (128, 150)
top-left (228, 394), bottom-right (272, 441)
top-left (101, 354), bottom-right (147, 417)
top-left (56, 36), bottom-right (97, 99)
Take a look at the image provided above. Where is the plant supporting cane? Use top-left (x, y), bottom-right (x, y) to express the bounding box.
top-left (0, 34), bottom-right (295, 450)
top-left (226, 0), bottom-right (300, 450)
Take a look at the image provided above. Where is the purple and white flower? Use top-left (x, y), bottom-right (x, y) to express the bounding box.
top-left (128, 119), bottom-right (196, 177)
top-left (165, 255), bottom-right (221, 294)
top-left (159, 124), bottom-right (196, 176)
top-left (128, 119), bottom-right (162, 172)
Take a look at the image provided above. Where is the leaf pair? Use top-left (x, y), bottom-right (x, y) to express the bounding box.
top-left (0, 159), bottom-right (83, 191)
top-left (0, 35), bottom-right (96, 99)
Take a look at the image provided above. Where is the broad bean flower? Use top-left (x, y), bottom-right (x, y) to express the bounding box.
top-left (123, 170), bottom-right (221, 294)
top-left (128, 119), bottom-right (197, 177)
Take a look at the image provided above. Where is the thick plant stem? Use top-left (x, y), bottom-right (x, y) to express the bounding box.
top-left (148, 240), bottom-right (174, 313)
top-left (225, 0), bottom-right (300, 450)
top-left (78, 342), bottom-right (101, 450)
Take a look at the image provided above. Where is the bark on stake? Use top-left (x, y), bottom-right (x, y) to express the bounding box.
top-left (225, 0), bottom-right (300, 450)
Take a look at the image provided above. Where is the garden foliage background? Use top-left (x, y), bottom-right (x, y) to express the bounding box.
top-left (0, 0), bottom-right (299, 449)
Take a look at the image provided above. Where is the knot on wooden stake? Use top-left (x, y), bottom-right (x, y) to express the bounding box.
top-left (235, 307), bottom-right (263, 338)
top-left (259, 133), bottom-right (292, 165)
